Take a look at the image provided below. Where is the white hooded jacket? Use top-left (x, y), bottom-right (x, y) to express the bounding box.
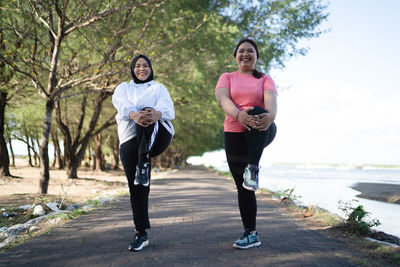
top-left (112, 80), bottom-right (175, 145)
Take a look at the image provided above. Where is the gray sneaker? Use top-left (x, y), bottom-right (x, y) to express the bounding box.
top-left (233, 230), bottom-right (261, 249)
top-left (242, 164), bottom-right (259, 191)
top-left (129, 232), bottom-right (149, 251)
top-left (134, 162), bottom-right (150, 186)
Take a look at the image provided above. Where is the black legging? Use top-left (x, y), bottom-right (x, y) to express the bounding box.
top-left (120, 120), bottom-right (173, 233)
top-left (224, 106), bottom-right (276, 231)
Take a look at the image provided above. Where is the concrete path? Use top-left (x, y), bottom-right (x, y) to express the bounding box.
top-left (0, 166), bottom-right (363, 266)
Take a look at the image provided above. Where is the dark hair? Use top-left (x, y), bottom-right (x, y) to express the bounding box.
top-left (233, 38), bottom-right (264, 79)
top-left (130, 54), bottom-right (154, 84)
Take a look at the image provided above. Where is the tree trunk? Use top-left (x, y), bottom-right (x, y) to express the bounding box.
top-left (0, 91), bottom-right (10, 177)
top-left (152, 147), bottom-right (187, 169)
top-left (26, 133), bottom-right (33, 167)
top-left (52, 145), bottom-right (56, 168)
top-left (67, 140), bottom-right (91, 178)
top-left (111, 136), bottom-right (119, 170)
top-left (34, 133), bottom-right (41, 167)
top-left (39, 99), bottom-right (54, 194)
top-left (31, 136), bottom-right (38, 166)
top-left (51, 128), bottom-right (64, 169)
top-left (67, 157), bottom-right (79, 178)
top-left (93, 133), bottom-right (105, 171)
top-left (88, 143), bottom-right (93, 168)
top-left (6, 130), bottom-right (15, 167)
top-left (92, 149), bottom-right (96, 170)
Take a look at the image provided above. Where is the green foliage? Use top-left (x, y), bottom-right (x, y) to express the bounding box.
top-left (313, 208), bottom-right (342, 227)
top-left (86, 199), bottom-right (101, 206)
top-left (216, 170), bottom-right (232, 178)
top-left (394, 251), bottom-right (400, 261)
top-left (1, 0), bottom-right (329, 165)
top-left (272, 187), bottom-right (301, 202)
top-left (6, 100), bottom-right (43, 142)
top-left (48, 209), bottom-right (87, 221)
top-left (0, 207), bottom-right (37, 228)
top-left (338, 200), bottom-right (381, 235)
top-left (224, 0), bottom-right (329, 71)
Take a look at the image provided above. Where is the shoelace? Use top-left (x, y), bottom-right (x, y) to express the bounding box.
top-left (135, 233), bottom-right (146, 241)
top-left (139, 163), bottom-right (149, 175)
top-left (240, 231), bottom-right (251, 240)
top-left (250, 166), bottom-right (260, 182)
top-left (250, 171), bottom-right (258, 181)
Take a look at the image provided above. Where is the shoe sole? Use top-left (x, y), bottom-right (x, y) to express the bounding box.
top-left (233, 241), bottom-right (261, 249)
top-left (134, 178), bottom-right (149, 187)
top-left (242, 182), bottom-right (257, 191)
top-left (129, 240), bottom-right (149, 251)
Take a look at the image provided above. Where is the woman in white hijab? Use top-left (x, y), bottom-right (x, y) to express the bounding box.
top-left (112, 54), bottom-right (175, 252)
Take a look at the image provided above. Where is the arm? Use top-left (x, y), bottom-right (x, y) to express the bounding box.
top-left (112, 83), bottom-right (136, 121)
top-left (153, 84), bottom-right (175, 120)
top-left (112, 83), bottom-right (154, 126)
top-left (139, 84), bottom-right (175, 127)
top-left (215, 87), bottom-right (253, 130)
top-left (252, 90), bottom-right (277, 131)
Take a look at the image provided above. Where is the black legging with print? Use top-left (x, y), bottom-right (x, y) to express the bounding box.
top-left (119, 120), bottom-right (173, 234)
top-left (224, 106), bottom-right (276, 232)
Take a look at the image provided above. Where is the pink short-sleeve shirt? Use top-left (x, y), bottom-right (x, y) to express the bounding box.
top-left (216, 71), bottom-right (277, 132)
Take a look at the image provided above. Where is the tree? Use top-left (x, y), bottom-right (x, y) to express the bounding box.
top-left (8, 100), bottom-right (43, 167)
top-left (0, 23), bottom-right (13, 176)
top-left (224, 0), bottom-right (329, 70)
top-left (1, 0), bottom-right (168, 192)
top-left (50, 0), bottom-right (230, 174)
top-left (1, 0), bottom-right (329, 188)
top-left (55, 91), bottom-right (114, 178)
top-left (0, 89), bottom-right (9, 176)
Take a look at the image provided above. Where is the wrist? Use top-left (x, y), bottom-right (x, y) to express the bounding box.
top-left (129, 111), bottom-right (135, 120)
top-left (235, 110), bottom-right (241, 120)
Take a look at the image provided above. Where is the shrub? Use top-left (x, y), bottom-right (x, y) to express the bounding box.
top-left (338, 200), bottom-right (380, 235)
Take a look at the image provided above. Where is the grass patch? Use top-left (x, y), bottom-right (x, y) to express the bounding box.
top-left (271, 188), bottom-right (301, 203)
top-left (258, 188), bottom-right (272, 195)
top-left (86, 199), bottom-right (101, 206)
top-left (48, 209), bottom-right (88, 221)
top-left (313, 208), bottom-right (342, 227)
top-left (1, 208), bottom-right (89, 252)
top-left (0, 207), bottom-right (38, 228)
top-left (216, 170), bottom-right (232, 178)
top-left (372, 245), bottom-right (400, 265)
top-left (203, 165), bottom-right (232, 179)
top-left (394, 251), bottom-right (400, 261)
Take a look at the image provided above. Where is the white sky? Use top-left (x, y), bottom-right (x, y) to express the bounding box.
top-left (267, 0), bottom-right (400, 165)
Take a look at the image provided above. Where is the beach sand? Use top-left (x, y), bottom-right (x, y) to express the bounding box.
top-left (351, 182), bottom-right (400, 204)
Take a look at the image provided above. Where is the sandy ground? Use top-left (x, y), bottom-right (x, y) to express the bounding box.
top-left (0, 158), bottom-right (131, 208)
top-left (351, 182), bottom-right (400, 204)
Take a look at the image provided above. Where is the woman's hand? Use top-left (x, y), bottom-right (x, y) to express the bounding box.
top-left (237, 107), bottom-right (254, 131)
top-left (129, 108), bottom-right (162, 127)
top-left (250, 113), bottom-right (274, 131)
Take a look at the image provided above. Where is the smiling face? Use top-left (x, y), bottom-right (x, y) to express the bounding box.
top-left (235, 42), bottom-right (257, 74)
top-left (134, 57), bottom-right (151, 81)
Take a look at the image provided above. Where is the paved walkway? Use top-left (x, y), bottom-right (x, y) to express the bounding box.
top-left (0, 166), bottom-right (363, 266)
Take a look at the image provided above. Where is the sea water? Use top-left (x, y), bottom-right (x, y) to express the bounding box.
top-left (188, 150), bottom-right (400, 238)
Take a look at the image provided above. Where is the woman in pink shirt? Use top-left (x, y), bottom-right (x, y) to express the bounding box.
top-left (215, 38), bottom-right (277, 249)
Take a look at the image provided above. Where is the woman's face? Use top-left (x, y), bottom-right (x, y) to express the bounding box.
top-left (235, 42), bottom-right (257, 72)
top-left (134, 57), bottom-right (151, 81)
